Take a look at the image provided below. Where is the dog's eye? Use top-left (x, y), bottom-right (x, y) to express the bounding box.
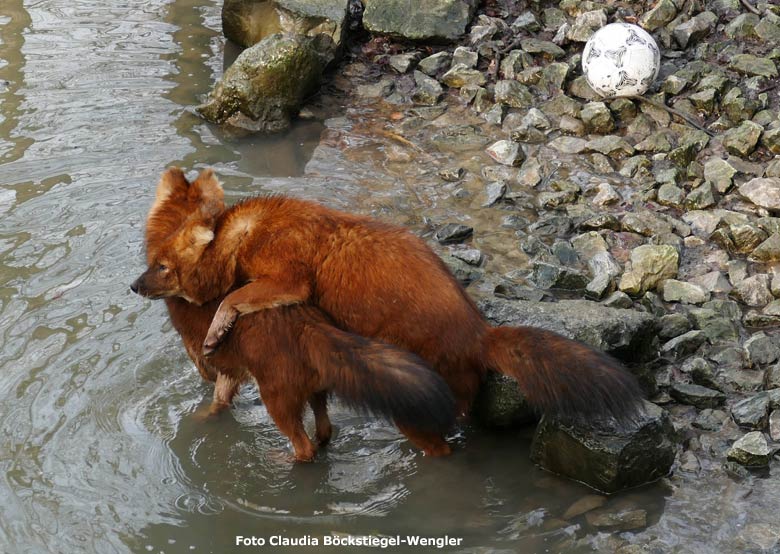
top-left (157, 264), bottom-right (168, 272)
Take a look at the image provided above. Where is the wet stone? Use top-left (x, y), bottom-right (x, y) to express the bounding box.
top-left (411, 70), bottom-right (443, 105)
top-left (587, 136), bottom-right (634, 158)
top-left (661, 330), bottom-right (707, 359)
top-left (732, 392), bottom-right (771, 429)
top-left (389, 52), bottom-right (418, 73)
top-left (669, 382), bottom-right (725, 409)
top-left (417, 51), bottom-right (451, 76)
top-left (481, 103), bottom-right (505, 125)
top-left (438, 167), bottom-right (465, 182)
top-left (441, 64), bottom-right (487, 88)
top-left (361, 0), bottom-right (477, 41)
top-left (472, 372), bottom-right (535, 427)
top-left (770, 410), bottom-right (780, 441)
top-left (603, 291), bottom-right (633, 309)
top-left (481, 181), bottom-right (507, 207)
top-left (693, 408), bottom-right (728, 431)
top-left (530, 401), bottom-right (676, 494)
top-left (530, 262), bottom-right (589, 291)
top-left (451, 247), bottom-right (482, 266)
top-left (727, 431), bottom-right (771, 467)
top-left (550, 136), bottom-right (589, 155)
top-left (661, 280), bottom-right (710, 305)
top-left (486, 140), bottom-right (524, 167)
top-left (435, 223), bottom-right (473, 244)
top-left (585, 507), bottom-right (648, 531)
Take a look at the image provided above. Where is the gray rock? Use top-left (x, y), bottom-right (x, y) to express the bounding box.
top-left (739, 178), bottom-right (780, 211)
top-left (411, 70), bottom-right (444, 105)
top-left (451, 247), bottom-right (482, 266)
top-left (619, 245), bottom-right (680, 295)
top-left (362, 0), bottom-right (477, 41)
top-left (197, 33), bottom-right (328, 133)
top-left (478, 297), bottom-right (657, 360)
top-left (222, 0), bottom-right (349, 48)
top-left (530, 262), bottom-right (589, 291)
top-left (417, 51), bottom-right (452, 75)
top-left (640, 0), bottom-right (678, 31)
top-left (744, 332), bottom-right (780, 366)
top-left (673, 11), bottom-right (717, 48)
top-left (693, 408), bottom-right (728, 431)
top-left (587, 136), bottom-right (635, 158)
top-left (657, 184), bottom-right (684, 208)
top-left (482, 181), bottom-right (506, 207)
top-left (733, 274), bottom-right (774, 308)
top-left (442, 255), bottom-right (483, 286)
top-left (669, 382), bottom-right (725, 408)
top-left (661, 330), bottom-right (708, 359)
top-left (729, 54), bottom-right (778, 79)
top-left (704, 158), bottom-right (737, 193)
top-left (388, 52), bottom-right (418, 73)
top-left (762, 128), bottom-right (780, 155)
top-left (661, 279), bottom-right (710, 305)
top-left (659, 313), bottom-right (692, 339)
top-left (520, 38), bottom-right (565, 58)
top-left (722, 121), bottom-right (764, 157)
top-left (451, 46), bottom-right (477, 68)
top-left (727, 431), bottom-right (771, 467)
top-left (732, 392), bottom-right (771, 429)
top-left (550, 136), bottom-right (589, 155)
top-left (691, 271), bottom-right (732, 294)
top-left (581, 102), bottom-right (614, 135)
top-left (485, 140), bottom-right (524, 167)
top-left (438, 166), bottom-right (465, 182)
top-left (530, 401), bottom-right (676, 494)
top-left (725, 13), bottom-right (760, 39)
top-left (435, 222), bottom-right (473, 244)
top-left (441, 63), bottom-right (486, 88)
top-left (684, 183), bottom-right (718, 210)
top-left (472, 371), bottom-right (536, 427)
top-left (567, 9), bottom-right (607, 42)
top-left (748, 233), bottom-right (780, 263)
top-left (603, 291), bottom-right (633, 309)
top-left (494, 80), bottom-right (533, 108)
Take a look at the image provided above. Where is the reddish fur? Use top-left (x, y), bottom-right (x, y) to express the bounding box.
top-left (135, 168), bottom-right (456, 460)
top-left (156, 168), bottom-right (642, 421)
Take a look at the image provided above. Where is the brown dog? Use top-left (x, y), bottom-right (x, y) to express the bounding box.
top-left (133, 169), bottom-right (456, 460)
top-left (134, 168), bottom-right (642, 456)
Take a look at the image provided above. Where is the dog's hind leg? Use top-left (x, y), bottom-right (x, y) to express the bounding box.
top-left (309, 391), bottom-right (332, 446)
top-left (396, 424), bottom-right (451, 457)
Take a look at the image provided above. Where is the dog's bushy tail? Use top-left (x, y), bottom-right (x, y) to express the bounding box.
top-left (483, 326), bottom-right (643, 421)
top-left (302, 323), bottom-right (456, 435)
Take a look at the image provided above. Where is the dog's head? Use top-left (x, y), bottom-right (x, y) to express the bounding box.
top-left (132, 167), bottom-right (224, 300)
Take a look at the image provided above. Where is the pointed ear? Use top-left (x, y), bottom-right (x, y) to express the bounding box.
top-left (155, 167), bottom-right (190, 203)
top-left (190, 168), bottom-right (224, 207)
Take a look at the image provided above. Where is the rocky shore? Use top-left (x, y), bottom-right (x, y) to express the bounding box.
top-left (201, 0), bottom-right (780, 546)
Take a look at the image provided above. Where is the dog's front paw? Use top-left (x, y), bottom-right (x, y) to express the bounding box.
top-left (203, 305), bottom-right (238, 356)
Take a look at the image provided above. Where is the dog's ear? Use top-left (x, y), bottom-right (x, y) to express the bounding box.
top-left (189, 224), bottom-right (215, 248)
top-left (190, 168), bottom-right (224, 207)
top-left (155, 167), bottom-right (190, 203)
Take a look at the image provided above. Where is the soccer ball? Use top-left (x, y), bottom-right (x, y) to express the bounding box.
top-left (582, 23), bottom-right (660, 98)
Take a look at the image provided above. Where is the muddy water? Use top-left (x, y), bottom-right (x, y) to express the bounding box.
top-left (0, 1), bottom-right (774, 554)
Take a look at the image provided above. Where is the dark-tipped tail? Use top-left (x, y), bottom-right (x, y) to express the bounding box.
top-left (302, 323), bottom-right (456, 435)
top-left (483, 326), bottom-right (643, 421)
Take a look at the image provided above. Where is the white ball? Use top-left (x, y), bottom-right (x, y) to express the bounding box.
top-left (582, 23), bottom-right (661, 98)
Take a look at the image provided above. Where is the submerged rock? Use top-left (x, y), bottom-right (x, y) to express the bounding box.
top-left (197, 33), bottom-right (328, 133)
top-left (530, 401), bottom-right (676, 494)
top-left (472, 372), bottom-right (536, 427)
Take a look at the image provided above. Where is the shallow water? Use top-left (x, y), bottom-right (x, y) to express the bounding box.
top-left (1, 1), bottom-right (778, 553)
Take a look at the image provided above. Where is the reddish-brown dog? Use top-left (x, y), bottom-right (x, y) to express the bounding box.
top-left (134, 168), bottom-right (642, 456)
top-left (132, 169), bottom-right (456, 460)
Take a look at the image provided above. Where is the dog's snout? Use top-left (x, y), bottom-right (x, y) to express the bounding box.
top-left (130, 279), bottom-right (140, 294)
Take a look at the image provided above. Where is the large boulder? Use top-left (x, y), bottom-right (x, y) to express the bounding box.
top-left (362, 0), bottom-right (478, 41)
top-left (474, 297), bottom-right (657, 427)
top-left (530, 401), bottom-right (677, 493)
top-left (222, 0), bottom-right (350, 51)
top-left (478, 297), bottom-right (658, 361)
top-left (197, 33), bottom-right (328, 133)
